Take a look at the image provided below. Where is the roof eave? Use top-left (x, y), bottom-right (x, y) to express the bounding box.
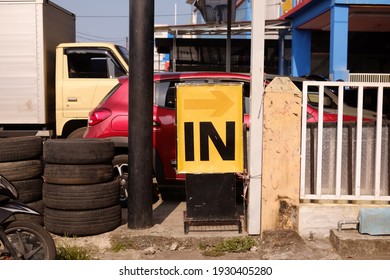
top-left (279, 0), bottom-right (312, 20)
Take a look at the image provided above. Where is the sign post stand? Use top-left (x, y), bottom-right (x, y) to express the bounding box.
top-left (184, 173), bottom-right (241, 234)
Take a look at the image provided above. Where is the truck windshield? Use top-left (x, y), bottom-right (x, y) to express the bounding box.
top-left (116, 45), bottom-right (129, 64)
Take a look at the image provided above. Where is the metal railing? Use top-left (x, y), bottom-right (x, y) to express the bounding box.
top-left (300, 81), bottom-right (390, 201)
top-left (349, 73), bottom-right (390, 83)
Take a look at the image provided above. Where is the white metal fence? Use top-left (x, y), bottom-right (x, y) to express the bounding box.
top-left (300, 81), bottom-right (390, 201)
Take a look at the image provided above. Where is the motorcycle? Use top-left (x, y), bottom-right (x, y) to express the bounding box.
top-left (0, 175), bottom-right (56, 260)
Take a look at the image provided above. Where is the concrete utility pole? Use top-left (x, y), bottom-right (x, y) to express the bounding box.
top-left (128, 0), bottom-right (154, 229)
top-left (247, 0), bottom-right (266, 235)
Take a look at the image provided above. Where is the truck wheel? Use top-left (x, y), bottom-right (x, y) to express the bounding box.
top-left (43, 139), bottom-right (115, 164)
top-left (67, 127), bottom-right (87, 139)
top-left (44, 205), bottom-right (121, 236)
top-left (0, 159), bottom-right (43, 181)
top-left (0, 136), bottom-right (42, 162)
top-left (12, 178), bottom-right (43, 203)
top-left (43, 163), bottom-right (113, 185)
top-left (43, 180), bottom-right (120, 210)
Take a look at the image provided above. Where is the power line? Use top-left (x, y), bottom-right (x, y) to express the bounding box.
top-left (76, 35), bottom-right (126, 44)
top-left (77, 31), bottom-right (125, 40)
top-left (77, 15), bottom-right (128, 18)
top-left (156, 13), bottom-right (191, 18)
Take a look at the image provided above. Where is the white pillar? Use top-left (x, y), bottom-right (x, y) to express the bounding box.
top-left (247, 0), bottom-right (266, 235)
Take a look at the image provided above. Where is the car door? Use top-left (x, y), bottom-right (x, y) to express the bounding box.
top-left (61, 48), bottom-right (127, 119)
top-left (153, 79), bottom-right (182, 182)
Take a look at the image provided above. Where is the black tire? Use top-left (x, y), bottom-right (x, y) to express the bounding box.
top-left (43, 180), bottom-right (120, 210)
top-left (25, 199), bottom-right (44, 214)
top-left (3, 220), bottom-right (56, 260)
top-left (44, 205), bottom-right (121, 236)
top-left (0, 159), bottom-right (43, 181)
top-left (12, 178), bottom-right (43, 203)
top-left (66, 127), bottom-right (87, 139)
top-left (13, 200), bottom-right (44, 225)
top-left (43, 163), bottom-right (113, 185)
top-left (0, 136), bottom-right (43, 163)
top-left (43, 139), bottom-right (114, 164)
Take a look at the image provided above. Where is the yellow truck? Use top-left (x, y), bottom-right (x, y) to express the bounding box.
top-left (0, 0), bottom-right (128, 138)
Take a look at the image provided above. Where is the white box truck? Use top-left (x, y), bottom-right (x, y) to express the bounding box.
top-left (0, 0), bottom-right (129, 138)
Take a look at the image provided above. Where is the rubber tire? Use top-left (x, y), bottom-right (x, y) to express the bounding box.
top-left (44, 205), bottom-right (121, 236)
top-left (66, 127), bottom-right (87, 139)
top-left (25, 199), bottom-right (44, 214)
top-left (4, 220), bottom-right (56, 260)
top-left (43, 163), bottom-right (113, 185)
top-left (0, 159), bottom-right (43, 181)
top-left (0, 136), bottom-right (43, 163)
top-left (43, 180), bottom-right (120, 210)
top-left (12, 178), bottom-right (43, 203)
top-left (43, 138), bottom-right (114, 164)
top-left (13, 200), bottom-right (44, 225)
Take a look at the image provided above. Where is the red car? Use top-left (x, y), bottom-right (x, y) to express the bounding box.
top-left (84, 72), bottom-right (365, 200)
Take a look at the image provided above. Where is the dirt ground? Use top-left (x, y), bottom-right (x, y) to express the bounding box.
top-left (52, 191), bottom-right (343, 260)
top-left (50, 189), bottom-right (390, 260)
top-left (53, 224), bottom-right (343, 260)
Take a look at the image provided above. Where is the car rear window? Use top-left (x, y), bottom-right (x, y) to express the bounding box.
top-left (99, 83), bottom-right (121, 104)
top-left (154, 81), bottom-right (173, 108)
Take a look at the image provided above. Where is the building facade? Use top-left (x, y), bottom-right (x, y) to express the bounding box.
top-left (280, 0), bottom-right (390, 80)
top-left (157, 0), bottom-right (390, 80)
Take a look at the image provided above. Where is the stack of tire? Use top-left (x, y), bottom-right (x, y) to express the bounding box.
top-left (42, 139), bottom-right (121, 236)
top-left (0, 136), bottom-right (44, 224)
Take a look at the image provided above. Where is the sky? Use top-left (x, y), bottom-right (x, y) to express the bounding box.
top-left (51, 0), bottom-right (194, 47)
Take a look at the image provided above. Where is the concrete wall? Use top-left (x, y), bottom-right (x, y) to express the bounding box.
top-left (261, 77), bottom-right (302, 231)
top-left (299, 203), bottom-right (390, 238)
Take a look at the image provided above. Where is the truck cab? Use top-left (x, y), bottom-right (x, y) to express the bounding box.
top-left (0, 1), bottom-right (128, 138)
top-left (55, 42), bottom-right (129, 137)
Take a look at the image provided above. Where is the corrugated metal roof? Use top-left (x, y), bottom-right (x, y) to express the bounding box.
top-left (154, 20), bottom-right (290, 37)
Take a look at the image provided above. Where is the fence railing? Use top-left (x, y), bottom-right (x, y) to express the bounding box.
top-left (300, 81), bottom-right (390, 201)
top-left (349, 73), bottom-right (390, 83)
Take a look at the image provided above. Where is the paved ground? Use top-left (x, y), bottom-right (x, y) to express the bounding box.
top-left (52, 190), bottom-right (390, 260)
top-left (330, 228), bottom-right (390, 259)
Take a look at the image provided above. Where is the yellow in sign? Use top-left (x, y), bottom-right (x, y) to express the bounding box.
top-left (176, 83), bottom-right (244, 174)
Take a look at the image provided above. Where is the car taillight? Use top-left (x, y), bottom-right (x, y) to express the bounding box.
top-left (88, 108), bottom-right (112, 126)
